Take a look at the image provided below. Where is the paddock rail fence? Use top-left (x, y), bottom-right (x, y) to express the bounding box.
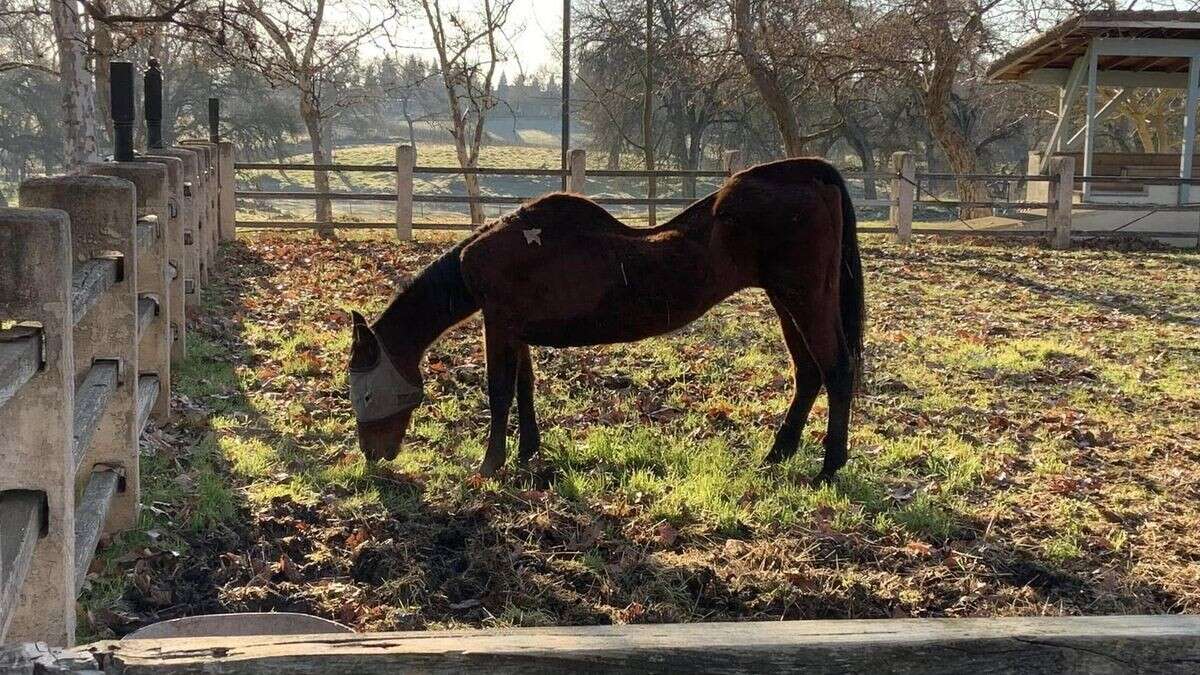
top-left (0, 140), bottom-right (236, 647)
top-left (235, 147), bottom-right (1200, 248)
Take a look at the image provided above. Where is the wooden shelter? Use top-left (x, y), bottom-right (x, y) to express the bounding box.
top-left (988, 10), bottom-right (1200, 203)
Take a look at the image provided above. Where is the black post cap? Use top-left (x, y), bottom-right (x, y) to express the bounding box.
top-left (208, 97), bottom-right (220, 143)
top-left (111, 61), bottom-right (135, 161)
top-left (144, 58), bottom-right (163, 149)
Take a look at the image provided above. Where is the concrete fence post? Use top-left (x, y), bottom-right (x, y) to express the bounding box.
top-left (144, 148), bottom-right (197, 361)
top-left (0, 208), bottom-right (76, 645)
top-left (723, 150), bottom-right (743, 177)
top-left (181, 141), bottom-right (216, 281)
top-left (217, 141), bottom-right (236, 241)
top-left (20, 176), bottom-right (141, 535)
top-left (86, 162), bottom-right (171, 423)
top-left (890, 151), bottom-right (915, 244)
top-left (395, 144), bottom-right (415, 241)
top-left (567, 149), bottom-right (587, 194)
top-left (1048, 156), bottom-right (1075, 250)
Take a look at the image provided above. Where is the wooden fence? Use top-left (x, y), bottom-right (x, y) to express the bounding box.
top-left (0, 140), bottom-right (235, 647)
top-left (235, 147), bottom-right (1200, 247)
top-left (4, 614), bottom-right (1200, 672)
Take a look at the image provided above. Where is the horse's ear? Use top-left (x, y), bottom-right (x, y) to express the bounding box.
top-left (351, 310), bottom-right (368, 327)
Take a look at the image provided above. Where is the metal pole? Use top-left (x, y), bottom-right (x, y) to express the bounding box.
top-left (644, 0), bottom-right (655, 227)
top-left (144, 58), bottom-right (163, 150)
top-left (208, 97), bottom-right (220, 143)
top-left (1180, 55), bottom-right (1200, 204)
top-left (1082, 47), bottom-right (1098, 202)
top-left (561, 0), bottom-right (570, 191)
top-left (111, 61), bottom-right (135, 161)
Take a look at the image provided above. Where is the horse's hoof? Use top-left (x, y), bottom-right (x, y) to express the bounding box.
top-left (812, 471), bottom-right (838, 487)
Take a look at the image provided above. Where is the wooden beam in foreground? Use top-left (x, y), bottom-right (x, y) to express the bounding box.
top-left (71, 615), bottom-right (1200, 674)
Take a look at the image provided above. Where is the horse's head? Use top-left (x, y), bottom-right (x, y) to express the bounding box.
top-left (347, 310), bottom-right (424, 462)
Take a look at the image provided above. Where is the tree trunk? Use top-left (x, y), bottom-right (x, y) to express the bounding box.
top-left (644, 0), bottom-right (656, 226)
top-left (50, 0), bottom-right (98, 172)
top-left (607, 135), bottom-right (622, 171)
top-left (301, 95), bottom-right (334, 238)
top-left (927, 98), bottom-right (988, 218)
top-left (845, 128), bottom-right (877, 200)
top-left (924, 77), bottom-right (986, 218)
top-left (93, 1), bottom-right (113, 148)
top-left (733, 0), bottom-right (802, 157)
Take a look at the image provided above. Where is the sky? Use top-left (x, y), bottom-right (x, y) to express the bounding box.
top-left (380, 0), bottom-right (564, 79)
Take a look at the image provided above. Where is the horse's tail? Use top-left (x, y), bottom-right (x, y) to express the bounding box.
top-left (830, 168), bottom-right (866, 390)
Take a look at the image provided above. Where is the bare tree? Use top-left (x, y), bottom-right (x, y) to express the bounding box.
top-left (219, 0), bottom-right (392, 237)
top-left (415, 0), bottom-right (513, 225)
top-left (50, 0), bottom-right (98, 170)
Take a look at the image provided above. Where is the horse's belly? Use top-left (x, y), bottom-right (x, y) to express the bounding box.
top-left (520, 295), bottom-right (710, 347)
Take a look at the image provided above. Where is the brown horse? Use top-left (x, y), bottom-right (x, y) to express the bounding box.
top-left (348, 158), bottom-right (865, 483)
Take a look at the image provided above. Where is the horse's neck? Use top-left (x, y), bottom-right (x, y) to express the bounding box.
top-left (373, 247), bottom-right (478, 362)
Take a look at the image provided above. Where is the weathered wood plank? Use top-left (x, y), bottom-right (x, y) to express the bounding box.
top-left (71, 258), bottom-right (119, 327)
top-left (136, 296), bottom-right (157, 342)
top-left (136, 375), bottom-right (159, 435)
top-left (71, 361), bottom-right (119, 471)
top-left (0, 327), bottom-right (40, 413)
top-left (73, 470), bottom-right (119, 593)
top-left (0, 491), bottom-right (43, 643)
top-left (89, 615), bottom-right (1200, 674)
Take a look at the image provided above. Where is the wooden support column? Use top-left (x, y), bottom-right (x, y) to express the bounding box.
top-left (723, 150), bottom-right (744, 177)
top-left (20, 176), bottom-right (141, 535)
top-left (1082, 47), bottom-right (1099, 201)
top-left (1048, 156), bottom-right (1075, 250)
top-left (1040, 54), bottom-right (1089, 173)
top-left (567, 149), bottom-right (587, 194)
top-left (395, 144), bottom-right (414, 241)
top-left (217, 141), bottom-right (236, 242)
top-left (85, 162), bottom-right (171, 423)
top-left (0, 208), bottom-right (76, 645)
top-left (143, 148), bottom-right (198, 362)
top-left (889, 151), bottom-right (915, 244)
top-left (1180, 55), bottom-right (1200, 204)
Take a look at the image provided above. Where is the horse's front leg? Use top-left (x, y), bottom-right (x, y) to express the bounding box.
top-left (480, 321), bottom-right (518, 477)
top-left (515, 343), bottom-right (540, 465)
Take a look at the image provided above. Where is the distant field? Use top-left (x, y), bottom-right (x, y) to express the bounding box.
top-left (77, 234), bottom-right (1200, 638)
top-left (235, 142), bottom-right (733, 227)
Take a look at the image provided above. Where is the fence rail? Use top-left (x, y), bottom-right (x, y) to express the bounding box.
top-left (0, 140), bottom-right (235, 647)
top-left (233, 147), bottom-right (1198, 246)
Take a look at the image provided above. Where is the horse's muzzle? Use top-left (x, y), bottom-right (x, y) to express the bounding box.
top-left (356, 409), bottom-right (414, 462)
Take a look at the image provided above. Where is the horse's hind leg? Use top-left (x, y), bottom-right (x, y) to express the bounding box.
top-left (481, 320), bottom-right (519, 477)
top-left (764, 292), bottom-right (822, 464)
top-left (515, 343), bottom-right (541, 465)
top-left (766, 289), bottom-right (854, 483)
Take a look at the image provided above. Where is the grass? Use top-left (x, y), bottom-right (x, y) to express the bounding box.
top-left (77, 231), bottom-right (1200, 638)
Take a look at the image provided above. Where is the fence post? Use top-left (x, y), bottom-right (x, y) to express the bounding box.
top-left (395, 144), bottom-right (415, 241)
top-left (143, 148), bottom-right (197, 361)
top-left (0, 208), bottom-right (76, 645)
top-left (1048, 156), bottom-right (1074, 250)
top-left (890, 151), bottom-right (915, 244)
top-left (181, 141), bottom-right (216, 282)
top-left (567, 148), bottom-right (587, 194)
top-left (85, 162), bottom-right (172, 423)
top-left (723, 150), bottom-right (743, 177)
top-left (218, 142), bottom-right (236, 242)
